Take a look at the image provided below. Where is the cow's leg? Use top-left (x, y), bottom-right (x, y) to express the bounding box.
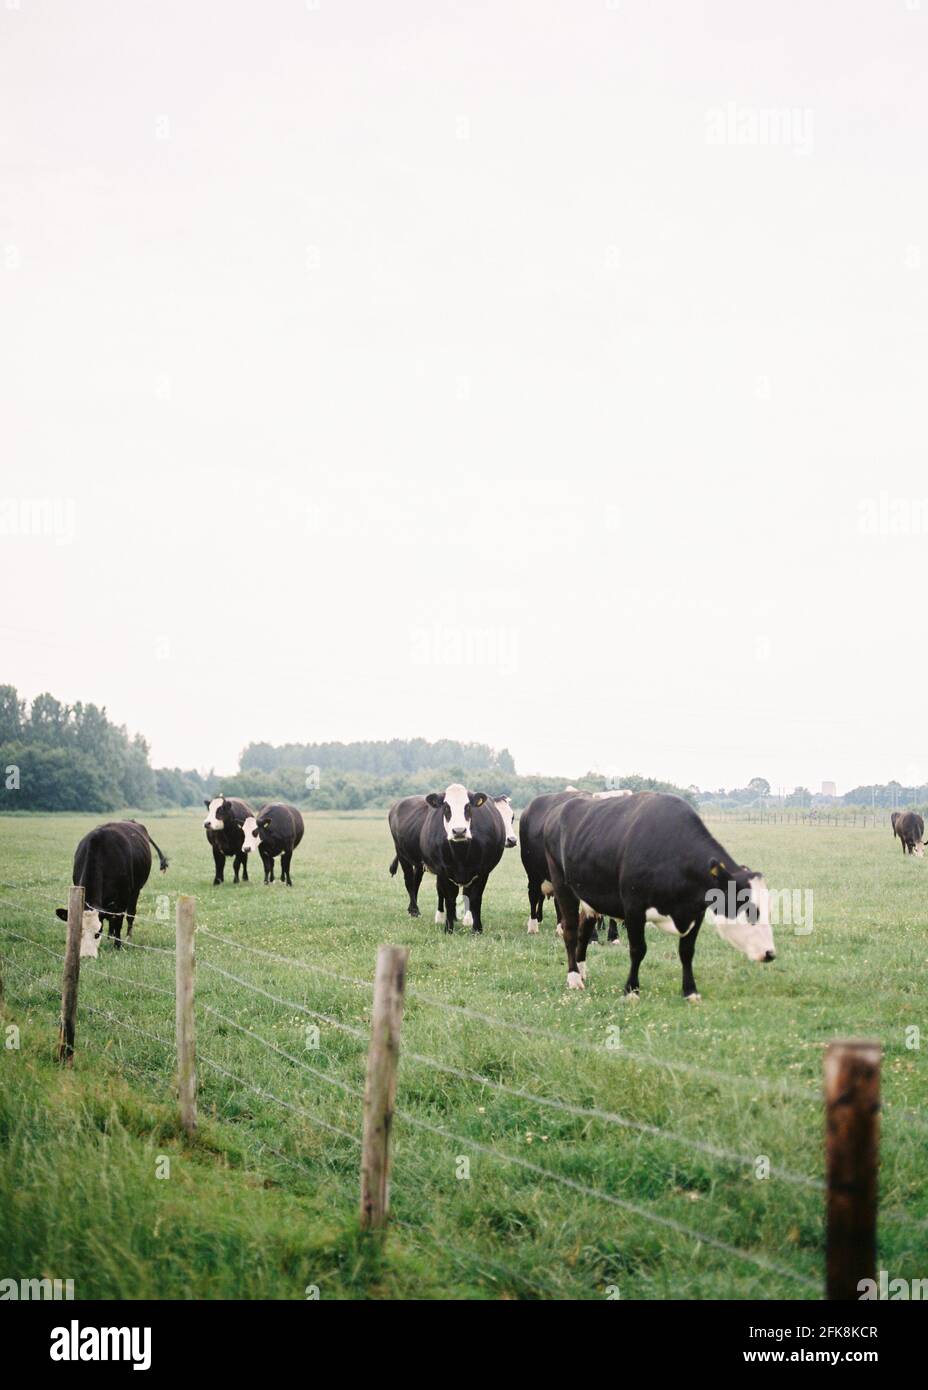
top-left (607, 918), bottom-right (620, 944)
top-left (576, 905), bottom-right (598, 981)
top-left (439, 876), bottom-right (457, 933)
top-left (259, 846), bottom-right (273, 883)
top-left (280, 848), bottom-right (294, 885)
top-left (677, 915), bottom-right (704, 1000)
top-left (400, 858), bottom-right (422, 915)
top-left (527, 879), bottom-right (541, 933)
top-left (465, 877), bottom-right (486, 933)
top-left (239, 850), bottom-right (249, 883)
top-left (550, 879), bottom-right (582, 988)
top-left (109, 913), bottom-right (125, 950)
top-left (126, 894), bottom-right (140, 939)
top-left (623, 910), bottom-right (647, 996)
top-left (212, 845), bottom-right (225, 885)
top-left (434, 881), bottom-right (446, 927)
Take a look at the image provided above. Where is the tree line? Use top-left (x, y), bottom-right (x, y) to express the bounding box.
top-left (0, 685), bottom-right (696, 813)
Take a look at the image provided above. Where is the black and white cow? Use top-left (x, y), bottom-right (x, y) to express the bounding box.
top-left (241, 803), bottom-right (305, 884)
top-left (203, 795), bottom-right (255, 884)
top-left (891, 809), bottom-right (925, 856)
top-left (55, 820), bottom-right (169, 956)
top-left (521, 788), bottom-right (628, 938)
top-left (389, 790), bottom-right (515, 922)
top-left (542, 791), bottom-right (775, 997)
top-left (417, 783), bottom-right (506, 933)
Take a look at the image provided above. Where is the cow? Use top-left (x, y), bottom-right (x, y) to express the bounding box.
top-left (542, 791), bottom-right (775, 997)
top-left (55, 820), bottom-right (169, 957)
top-left (521, 787), bottom-right (627, 938)
top-left (389, 791), bottom-right (515, 921)
top-left (241, 803), bottom-right (305, 884)
top-left (203, 795), bottom-right (255, 884)
top-left (891, 809), bottom-right (925, 856)
top-left (417, 782), bottom-right (505, 933)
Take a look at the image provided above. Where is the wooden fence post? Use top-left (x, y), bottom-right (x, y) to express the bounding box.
top-left (825, 1039), bottom-right (880, 1300)
top-left (360, 944), bottom-right (409, 1232)
top-left (56, 883), bottom-right (84, 1065)
top-left (175, 895), bottom-right (197, 1136)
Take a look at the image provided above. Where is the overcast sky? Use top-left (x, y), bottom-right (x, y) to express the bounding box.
top-left (2, 0), bottom-right (926, 792)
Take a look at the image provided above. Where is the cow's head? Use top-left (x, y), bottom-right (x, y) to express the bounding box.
top-left (55, 906), bottom-right (104, 958)
top-left (203, 796), bottom-right (232, 831)
top-left (240, 814), bottom-right (271, 853)
top-left (915, 840), bottom-right (926, 859)
top-left (425, 783), bottom-right (487, 841)
top-left (493, 794), bottom-right (517, 848)
top-left (706, 865), bottom-right (776, 963)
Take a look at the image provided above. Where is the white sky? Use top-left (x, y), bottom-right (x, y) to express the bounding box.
top-left (2, 0), bottom-right (927, 792)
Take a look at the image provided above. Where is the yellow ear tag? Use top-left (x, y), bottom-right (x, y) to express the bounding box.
top-left (709, 864), bottom-right (719, 877)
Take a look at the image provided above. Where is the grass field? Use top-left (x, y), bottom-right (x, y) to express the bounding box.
top-left (0, 810), bottom-right (925, 1300)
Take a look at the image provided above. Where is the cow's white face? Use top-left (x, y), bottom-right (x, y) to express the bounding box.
top-left (203, 797), bottom-right (226, 831)
top-left (710, 875), bottom-right (776, 962)
top-left (426, 783), bottom-right (487, 841)
top-left (494, 796), bottom-right (517, 848)
top-left (80, 909), bottom-right (103, 959)
top-left (914, 841), bottom-right (925, 859)
top-left (241, 816), bottom-right (260, 853)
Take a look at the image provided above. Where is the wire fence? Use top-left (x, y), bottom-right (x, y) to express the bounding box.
top-left (0, 880), bottom-right (914, 1297)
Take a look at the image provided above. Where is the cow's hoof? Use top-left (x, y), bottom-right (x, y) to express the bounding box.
top-left (684, 991), bottom-right (702, 1002)
top-left (408, 907), bottom-right (421, 918)
top-left (623, 989), bottom-right (640, 1003)
top-left (610, 938), bottom-right (621, 946)
top-left (527, 918), bottom-right (539, 934)
top-left (444, 925), bottom-right (454, 935)
top-left (434, 911), bottom-right (446, 925)
top-left (566, 970), bottom-right (585, 990)
top-left (470, 926), bottom-right (482, 935)
top-left (555, 923), bottom-right (564, 939)
top-left (462, 911), bottom-right (474, 927)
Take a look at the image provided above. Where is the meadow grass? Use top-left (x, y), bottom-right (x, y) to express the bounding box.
top-left (0, 810), bottom-right (925, 1300)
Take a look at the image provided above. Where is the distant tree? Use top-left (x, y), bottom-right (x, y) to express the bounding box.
top-left (748, 777), bottom-right (771, 797)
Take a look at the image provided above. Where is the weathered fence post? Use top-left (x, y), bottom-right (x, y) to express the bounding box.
top-left (175, 894), bottom-right (197, 1136)
top-left (56, 883), bottom-right (84, 1065)
top-left (360, 944), bottom-right (409, 1232)
top-left (825, 1039), bottom-right (880, 1300)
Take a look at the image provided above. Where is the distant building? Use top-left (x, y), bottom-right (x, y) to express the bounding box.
top-left (821, 781), bottom-right (837, 798)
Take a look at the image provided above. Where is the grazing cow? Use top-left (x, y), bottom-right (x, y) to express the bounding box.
top-left (542, 791), bottom-right (775, 996)
top-left (241, 803), bottom-right (305, 884)
top-left (389, 792), bottom-right (515, 920)
top-left (203, 795), bottom-right (255, 884)
top-left (55, 820), bottom-right (169, 957)
top-left (891, 809), bottom-right (925, 856)
top-left (418, 783), bottom-right (504, 932)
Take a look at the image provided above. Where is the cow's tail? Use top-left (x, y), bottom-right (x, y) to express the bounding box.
top-left (389, 854), bottom-right (399, 876)
top-left (147, 831), bottom-right (170, 873)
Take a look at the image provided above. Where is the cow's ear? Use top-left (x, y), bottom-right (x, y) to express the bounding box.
top-left (470, 792), bottom-right (487, 809)
top-left (204, 799), bottom-right (211, 808)
top-left (55, 908), bottom-right (68, 921)
top-left (425, 793), bottom-right (445, 809)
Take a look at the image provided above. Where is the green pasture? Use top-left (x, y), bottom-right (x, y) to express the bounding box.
top-left (0, 811), bottom-right (925, 1299)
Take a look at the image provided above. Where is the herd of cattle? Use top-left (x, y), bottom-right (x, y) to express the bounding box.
top-left (52, 786), bottom-right (923, 995)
